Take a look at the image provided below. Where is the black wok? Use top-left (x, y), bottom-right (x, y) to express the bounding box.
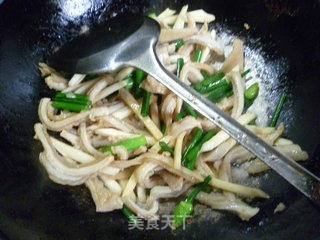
top-left (0, 0), bottom-right (320, 239)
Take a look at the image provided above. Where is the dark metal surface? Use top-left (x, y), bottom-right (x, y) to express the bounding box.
top-left (0, 0), bottom-right (320, 239)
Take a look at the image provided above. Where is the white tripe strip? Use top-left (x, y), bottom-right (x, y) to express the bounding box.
top-left (275, 138), bottom-right (293, 146)
top-left (50, 136), bottom-right (95, 163)
top-left (100, 166), bottom-right (120, 176)
top-left (201, 113), bottom-right (257, 153)
top-left (161, 15), bottom-right (177, 25)
top-left (68, 74), bottom-right (86, 86)
top-left (119, 89), bottom-right (163, 140)
top-left (122, 172), bottom-right (137, 197)
top-left (95, 79), bottom-right (128, 102)
top-left (115, 67), bottom-right (134, 82)
top-left (187, 9), bottom-right (215, 23)
top-left (107, 102), bottom-right (126, 114)
top-left (112, 106), bottom-right (132, 119)
top-left (173, 131), bottom-right (186, 169)
top-left (157, 8), bottom-right (176, 20)
top-left (159, 28), bottom-right (198, 42)
top-left (60, 130), bottom-right (79, 146)
top-left (173, 5), bottom-right (188, 29)
top-left (99, 176), bottom-right (122, 195)
top-left (137, 185), bottom-right (147, 203)
top-left (62, 78), bottom-right (99, 94)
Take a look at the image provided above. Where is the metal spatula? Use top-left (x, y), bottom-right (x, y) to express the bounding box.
top-left (49, 13), bottom-right (320, 204)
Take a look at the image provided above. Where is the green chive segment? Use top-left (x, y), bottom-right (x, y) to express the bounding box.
top-left (101, 136), bottom-right (147, 153)
top-left (177, 58), bottom-right (184, 78)
top-left (122, 205), bottom-right (138, 225)
top-left (193, 49), bottom-right (202, 62)
top-left (141, 90), bottom-right (151, 117)
top-left (175, 39), bottom-right (185, 50)
top-left (269, 92), bottom-right (286, 127)
top-left (52, 92), bottom-right (91, 112)
top-left (181, 128), bottom-right (203, 166)
top-left (173, 176), bottom-right (212, 228)
top-left (148, 12), bottom-right (156, 18)
top-left (159, 141), bottom-right (174, 156)
top-left (185, 130), bottom-right (215, 170)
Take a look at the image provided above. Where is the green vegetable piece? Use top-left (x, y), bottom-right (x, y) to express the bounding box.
top-left (52, 92), bottom-right (91, 112)
top-left (51, 101), bottom-right (90, 112)
top-left (125, 76), bottom-right (134, 90)
top-left (193, 72), bottom-right (225, 93)
top-left (248, 119), bottom-right (257, 125)
top-left (175, 110), bottom-right (187, 120)
top-left (134, 69), bottom-right (147, 98)
top-left (101, 136), bottom-right (147, 153)
top-left (161, 122), bottom-right (166, 134)
top-left (185, 131), bottom-right (215, 170)
top-left (183, 102), bottom-right (198, 118)
top-left (269, 92), bottom-right (286, 127)
top-left (173, 176), bottom-right (211, 228)
top-left (159, 141), bottom-right (174, 156)
top-left (122, 205), bottom-right (138, 225)
top-left (148, 12), bottom-right (156, 18)
top-left (207, 83), bottom-right (233, 102)
top-left (193, 49), bottom-right (202, 62)
top-left (176, 58), bottom-right (184, 78)
top-left (175, 39), bottom-right (185, 50)
top-left (241, 69), bottom-right (251, 77)
top-left (181, 128), bottom-right (203, 166)
top-left (172, 201), bottom-right (193, 228)
top-left (244, 83), bottom-right (259, 100)
top-left (141, 90), bottom-right (151, 117)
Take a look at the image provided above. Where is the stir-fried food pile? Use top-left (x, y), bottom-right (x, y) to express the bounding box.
top-left (34, 6), bottom-right (308, 228)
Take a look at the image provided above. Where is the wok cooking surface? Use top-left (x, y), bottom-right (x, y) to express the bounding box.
top-left (0, 0), bottom-right (319, 239)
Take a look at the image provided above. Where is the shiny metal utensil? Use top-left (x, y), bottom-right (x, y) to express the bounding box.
top-left (49, 13), bottom-right (320, 204)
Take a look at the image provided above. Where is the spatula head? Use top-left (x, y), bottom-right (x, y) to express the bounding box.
top-left (49, 13), bottom-right (160, 74)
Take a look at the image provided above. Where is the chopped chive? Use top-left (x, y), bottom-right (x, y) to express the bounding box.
top-left (52, 92), bottom-right (91, 112)
top-left (134, 69), bottom-right (147, 98)
top-left (148, 12), bottom-right (156, 18)
top-left (51, 101), bottom-right (90, 112)
top-left (200, 70), bottom-right (210, 79)
top-left (176, 58), bottom-right (184, 78)
top-left (183, 102), bottom-right (198, 118)
top-left (141, 90), bottom-right (151, 117)
top-left (161, 122), bottom-right (166, 134)
top-left (125, 76), bottom-right (134, 90)
top-left (193, 72), bottom-right (225, 93)
top-left (269, 92), bottom-right (286, 127)
top-left (185, 130), bottom-right (215, 170)
top-left (173, 176), bottom-right (211, 228)
top-left (101, 136), bottom-right (147, 153)
top-left (186, 176), bottom-right (212, 203)
top-left (248, 119), bottom-right (257, 125)
top-left (122, 205), bottom-right (138, 225)
top-left (181, 128), bottom-right (203, 166)
top-left (159, 141), bottom-right (174, 156)
top-left (244, 83), bottom-right (259, 111)
top-left (244, 83), bottom-right (259, 100)
top-left (207, 83), bottom-right (233, 102)
top-left (241, 69), bottom-right (251, 78)
top-left (193, 49), bottom-right (202, 62)
top-left (175, 110), bottom-right (187, 120)
top-left (175, 39), bottom-right (185, 50)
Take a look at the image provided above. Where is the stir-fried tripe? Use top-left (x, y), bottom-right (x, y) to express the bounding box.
top-left (34, 6), bottom-right (308, 228)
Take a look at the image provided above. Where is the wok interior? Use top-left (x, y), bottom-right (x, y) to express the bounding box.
top-left (0, 0), bottom-right (319, 239)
